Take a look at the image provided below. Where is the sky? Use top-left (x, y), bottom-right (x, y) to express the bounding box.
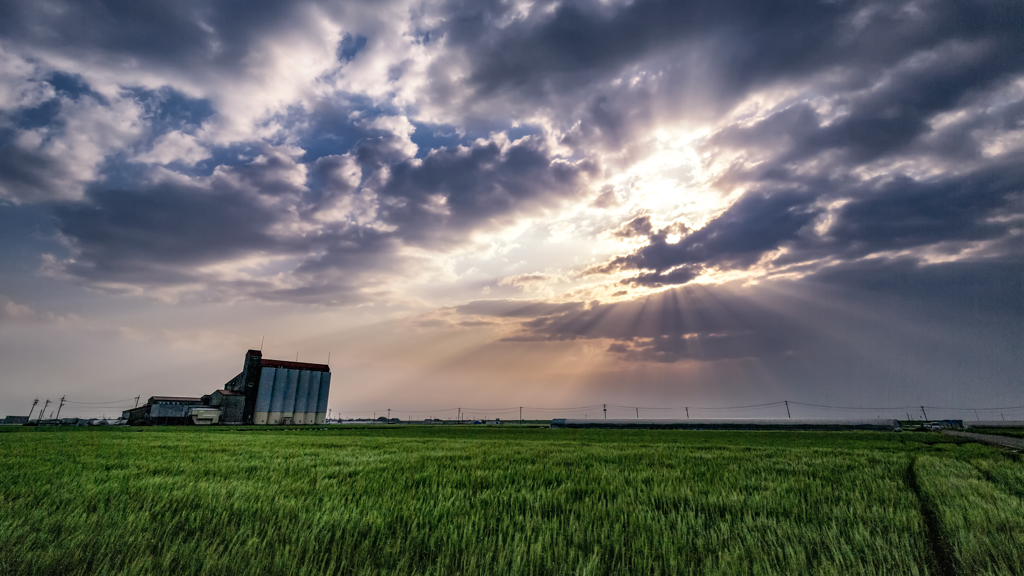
top-left (0, 0), bottom-right (1022, 421)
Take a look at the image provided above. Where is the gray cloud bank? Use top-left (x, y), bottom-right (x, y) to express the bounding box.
top-left (0, 0), bottom-right (1019, 314)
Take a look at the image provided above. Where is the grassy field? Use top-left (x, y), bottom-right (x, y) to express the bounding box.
top-left (0, 427), bottom-right (1021, 576)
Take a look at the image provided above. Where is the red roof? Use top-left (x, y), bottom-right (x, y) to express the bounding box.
top-left (260, 359), bottom-right (330, 372)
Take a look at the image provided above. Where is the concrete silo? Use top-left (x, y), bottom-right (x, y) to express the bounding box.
top-left (135, 349), bottom-right (332, 426)
top-left (304, 372), bottom-right (321, 424)
top-left (294, 371), bottom-right (310, 425)
top-left (246, 352), bottom-right (330, 425)
top-left (316, 373), bottom-right (331, 424)
top-left (253, 368), bottom-right (276, 425)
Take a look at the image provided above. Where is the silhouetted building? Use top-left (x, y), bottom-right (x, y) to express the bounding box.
top-left (122, 350), bottom-right (331, 425)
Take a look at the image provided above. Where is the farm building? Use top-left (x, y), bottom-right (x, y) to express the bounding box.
top-left (123, 350), bottom-right (331, 425)
top-left (123, 396), bottom-right (205, 425)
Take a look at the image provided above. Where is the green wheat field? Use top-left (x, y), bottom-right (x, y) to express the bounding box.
top-left (1, 426), bottom-right (1022, 575)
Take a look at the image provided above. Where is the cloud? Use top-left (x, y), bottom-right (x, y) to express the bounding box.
top-left (365, 133), bottom-right (595, 248)
top-left (0, 88), bottom-right (144, 203)
top-left (457, 257), bottom-right (1024, 364)
top-left (497, 273), bottom-right (563, 293)
top-left (0, 0), bottom-right (1019, 315)
top-left (455, 299), bottom-right (584, 319)
top-left (0, 292), bottom-right (79, 324)
top-left (0, 293), bottom-right (33, 320)
top-left (133, 131), bottom-right (209, 165)
top-left (42, 130), bottom-right (592, 304)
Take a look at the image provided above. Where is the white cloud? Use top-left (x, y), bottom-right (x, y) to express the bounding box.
top-left (0, 93), bottom-right (144, 203)
top-left (133, 131), bottom-right (209, 165)
top-left (0, 45), bottom-right (55, 109)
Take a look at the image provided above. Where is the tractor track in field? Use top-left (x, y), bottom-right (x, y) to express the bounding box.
top-left (907, 456), bottom-right (957, 576)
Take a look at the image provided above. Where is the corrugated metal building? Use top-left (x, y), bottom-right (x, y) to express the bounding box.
top-left (123, 396), bottom-right (205, 425)
top-left (123, 350), bottom-right (331, 425)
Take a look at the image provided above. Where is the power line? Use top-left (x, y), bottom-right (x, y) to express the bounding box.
top-left (63, 398), bottom-right (138, 405)
top-left (609, 401), bottom-right (785, 411)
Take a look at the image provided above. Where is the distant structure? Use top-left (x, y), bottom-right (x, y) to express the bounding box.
top-left (1, 415), bottom-right (29, 425)
top-left (123, 350), bottom-right (331, 425)
top-left (550, 418), bottom-right (903, 431)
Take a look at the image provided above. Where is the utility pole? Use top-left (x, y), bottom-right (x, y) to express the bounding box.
top-left (134, 396), bottom-right (140, 408)
top-left (387, 408), bottom-right (391, 422)
top-left (519, 407), bottom-right (522, 425)
top-left (29, 398), bottom-right (38, 420)
top-left (55, 396), bottom-right (66, 420)
top-left (38, 399), bottom-right (51, 422)
top-left (603, 404), bottom-right (607, 419)
top-left (921, 406), bottom-right (928, 420)
top-left (785, 400), bottom-right (791, 419)
top-left (636, 407), bottom-right (639, 419)
top-left (685, 407), bottom-right (689, 419)
top-left (974, 409), bottom-right (979, 421)
top-left (458, 407), bottom-right (461, 424)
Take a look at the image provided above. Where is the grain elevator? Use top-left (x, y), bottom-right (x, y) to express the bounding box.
top-left (123, 349), bottom-right (331, 425)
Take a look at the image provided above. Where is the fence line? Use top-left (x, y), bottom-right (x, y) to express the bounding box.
top-left (53, 397), bottom-right (1024, 421)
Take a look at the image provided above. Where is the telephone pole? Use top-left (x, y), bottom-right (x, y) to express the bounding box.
top-left (387, 408), bottom-right (391, 422)
top-left (134, 396), bottom-right (140, 408)
top-left (38, 399), bottom-right (51, 422)
top-left (29, 398), bottom-right (38, 420)
top-left (685, 407), bottom-right (689, 419)
top-left (921, 406), bottom-right (928, 420)
top-left (603, 404), bottom-right (607, 419)
top-left (785, 400), bottom-right (791, 419)
top-left (55, 396), bottom-right (66, 420)
top-left (519, 407), bottom-right (522, 425)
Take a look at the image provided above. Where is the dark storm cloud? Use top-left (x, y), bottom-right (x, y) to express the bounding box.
top-left (590, 190), bottom-right (818, 283)
top-left (0, 146), bottom-right (70, 204)
top-left (51, 147), bottom-right (303, 286)
top-left (46, 131), bottom-right (592, 301)
top-left (2, 0), bottom-right (1022, 309)
top-left (707, 44), bottom-right (1024, 171)
top-left (459, 256), bottom-right (1024, 363)
top-left (449, 0), bottom-right (839, 98)
top-left (55, 183), bottom-right (279, 284)
top-left (459, 287), bottom-right (803, 362)
top-left (824, 166), bottom-right (1023, 257)
top-left (361, 135), bottom-right (594, 247)
top-left (595, 159), bottom-right (1024, 286)
top-left (430, 0), bottom-right (1024, 199)
top-left (0, 0), bottom-right (300, 74)
top-left (440, 0), bottom-right (1024, 148)
top-left (612, 215), bottom-right (653, 239)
